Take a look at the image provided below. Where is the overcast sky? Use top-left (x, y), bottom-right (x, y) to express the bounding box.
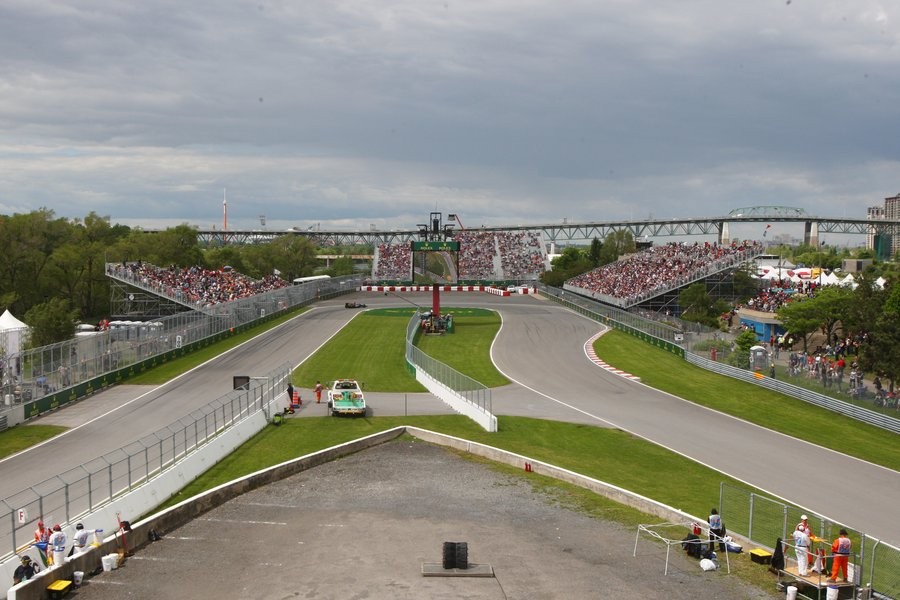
top-left (1, 0), bottom-right (898, 242)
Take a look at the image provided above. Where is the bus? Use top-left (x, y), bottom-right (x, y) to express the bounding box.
top-left (292, 275), bottom-right (331, 285)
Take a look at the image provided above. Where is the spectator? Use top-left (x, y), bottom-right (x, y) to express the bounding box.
top-left (13, 555), bottom-right (39, 584)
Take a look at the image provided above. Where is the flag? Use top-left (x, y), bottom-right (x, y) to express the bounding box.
top-left (763, 224), bottom-right (771, 238)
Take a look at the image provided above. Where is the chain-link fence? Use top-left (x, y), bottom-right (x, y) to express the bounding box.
top-left (404, 311), bottom-right (492, 414)
top-left (721, 483), bottom-right (899, 599)
top-left (0, 363), bottom-right (290, 560)
top-left (1, 271), bottom-right (362, 422)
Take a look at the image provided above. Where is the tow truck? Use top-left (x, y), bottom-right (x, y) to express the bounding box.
top-left (327, 379), bottom-right (366, 416)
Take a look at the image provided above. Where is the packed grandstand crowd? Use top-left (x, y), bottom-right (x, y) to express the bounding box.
top-left (736, 279), bottom-right (820, 313)
top-left (373, 231), bottom-right (547, 280)
top-left (109, 262), bottom-right (288, 307)
top-left (566, 240), bottom-right (764, 305)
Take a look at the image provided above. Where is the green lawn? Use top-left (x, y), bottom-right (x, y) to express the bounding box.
top-left (594, 330), bottom-right (900, 472)
top-left (156, 414), bottom-right (743, 522)
top-left (293, 307), bottom-right (508, 391)
top-left (0, 424), bottom-right (67, 459)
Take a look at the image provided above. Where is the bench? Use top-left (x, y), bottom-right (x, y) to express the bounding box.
top-left (47, 579), bottom-right (72, 599)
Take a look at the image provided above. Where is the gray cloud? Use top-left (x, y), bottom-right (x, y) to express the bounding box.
top-left (1, 0), bottom-right (898, 236)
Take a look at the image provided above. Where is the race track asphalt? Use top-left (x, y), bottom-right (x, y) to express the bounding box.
top-left (2, 291), bottom-right (898, 595)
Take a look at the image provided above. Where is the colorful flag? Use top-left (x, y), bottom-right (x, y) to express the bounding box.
top-left (763, 224), bottom-right (771, 237)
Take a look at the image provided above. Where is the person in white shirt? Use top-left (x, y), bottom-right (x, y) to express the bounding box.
top-left (48, 525), bottom-right (67, 567)
top-left (792, 526), bottom-right (811, 576)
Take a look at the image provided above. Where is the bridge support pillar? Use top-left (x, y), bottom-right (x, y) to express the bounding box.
top-left (718, 221), bottom-right (729, 245)
top-left (804, 221), bottom-right (819, 247)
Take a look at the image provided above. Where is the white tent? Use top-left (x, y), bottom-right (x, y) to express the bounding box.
top-left (821, 271), bottom-right (841, 286)
top-left (0, 309), bottom-right (29, 357)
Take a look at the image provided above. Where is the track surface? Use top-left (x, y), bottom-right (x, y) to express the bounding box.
top-left (3, 292), bottom-right (898, 548)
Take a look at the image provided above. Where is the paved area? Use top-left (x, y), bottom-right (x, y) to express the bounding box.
top-left (67, 439), bottom-right (777, 600)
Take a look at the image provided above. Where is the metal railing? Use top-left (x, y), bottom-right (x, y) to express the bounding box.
top-left (1, 271), bottom-right (362, 419)
top-left (540, 284), bottom-right (900, 434)
top-left (720, 483), bottom-right (898, 599)
top-left (404, 312), bottom-right (492, 415)
top-left (0, 364), bottom-right (289, 561)
top-left (686, 353), bottom-right (900, 434)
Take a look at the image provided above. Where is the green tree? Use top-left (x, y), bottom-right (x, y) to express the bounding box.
top-left (679, 283), bottom-right (720, 328)
top-left (860, 283), bottom-right (900, 388)
top-left (730, 267), bottom-right (759, 301)
top-left (329, 255), bottom-right (356, 276)
top-left (807, 285), bottom-right (853, 345)
top-left (270, 234), bottom-right (319, 281)
top-left (540, 247), bottom-right (592, 287)
top-left (776, 299), bottom-right (820, 352)
top-left (24, 297), bottom-right (79, 347)
top-left (588, 238), bottom-right (602, 267)
top-left (728, 329), bottom-right (759, 368)
top-left (0, 209), bottom-right (72, 314)
top-left (598, 230), bottom-right (635, 265)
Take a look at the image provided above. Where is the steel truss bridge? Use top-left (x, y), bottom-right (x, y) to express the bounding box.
top-left (182, 206), bottom-right (899, 247)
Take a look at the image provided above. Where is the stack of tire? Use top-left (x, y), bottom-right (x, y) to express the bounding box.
top-left (442, 541), bottom-right (468, 570)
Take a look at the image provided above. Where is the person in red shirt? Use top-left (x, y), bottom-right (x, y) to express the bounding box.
top-left (33, 521), bottom-right (49, 544)
top-left (828, 529), bottom-right (851, 583)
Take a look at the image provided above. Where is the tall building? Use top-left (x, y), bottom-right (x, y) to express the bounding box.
top-left (869, 194), bottom-right (900, 259)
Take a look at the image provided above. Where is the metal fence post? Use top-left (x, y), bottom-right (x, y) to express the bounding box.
top-left (748, 493), bottom-right (755, 540)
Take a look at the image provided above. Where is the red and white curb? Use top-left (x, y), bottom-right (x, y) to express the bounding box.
top-left (584, 330), bottom-right (641, 381)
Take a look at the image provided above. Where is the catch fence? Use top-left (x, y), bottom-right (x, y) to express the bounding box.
top-left (0, 364), bottom-right (289, 561)
top-left (720, 483), bottom-right (898, 599)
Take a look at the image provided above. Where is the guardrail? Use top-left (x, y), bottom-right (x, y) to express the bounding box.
top-left (539, 284), bottom-right (900, 434)
top-left (0, 364), bottom-right (290, 562)
top-left (404, 311), bottom-right (496, 431)
top-left (686, 353), bottom-right (900, 434)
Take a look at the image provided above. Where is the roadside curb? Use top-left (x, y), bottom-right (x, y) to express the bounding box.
top-left (584, 330), bottom-right (641, 381)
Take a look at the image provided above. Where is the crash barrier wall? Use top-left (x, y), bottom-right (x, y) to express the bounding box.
top-left (0, 272), bottom-right (362, 429)
top-left (685, 353), bottom-right (900, 434)
top-left (719, 483), bottom-right (899, 599)
top-left (5, 426), bottom-right (731, 600)
top-left (541, 284), bottom-right (900, 434)
top-left (0, 365), bottom-right (290, 572)
top-left (404, 313), bottom-right (496, 432)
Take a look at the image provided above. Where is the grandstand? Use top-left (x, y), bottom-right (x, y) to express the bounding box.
top-left (564, 240), bottom-right (765, 311)
top-left (107, 262), bottom-right (289, 314)
top-left (372, 231), bottom-right (548, 282)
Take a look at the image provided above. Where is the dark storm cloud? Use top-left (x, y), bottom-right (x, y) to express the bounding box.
top-left (0, 0), bottom-right (897, 230)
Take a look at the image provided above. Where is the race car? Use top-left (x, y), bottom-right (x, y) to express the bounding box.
top-left (345, 301), bottom-right (367, 308)
top-left (328, 379), bottom-right (366, 416)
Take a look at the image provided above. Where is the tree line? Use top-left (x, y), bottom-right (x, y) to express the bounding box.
top-left (0, 210), bottom-right (359, 347)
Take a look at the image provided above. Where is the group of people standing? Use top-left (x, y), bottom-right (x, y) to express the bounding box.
top-left (705, 510), bottom-right (853, 584)
top-left (14, 520), bottom-right (97, 584)
top-left (790, 514), bottom-right (852, 582)
top-left (284, 380), bottom-right (324, 413)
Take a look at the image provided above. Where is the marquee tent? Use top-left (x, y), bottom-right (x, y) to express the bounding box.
top-left (0, 309), bottom-right (29, 357)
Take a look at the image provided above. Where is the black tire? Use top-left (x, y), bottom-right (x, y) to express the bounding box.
top-left (442, 542), bottom-right (456, 569)
top-left (455, 542), bottom-right (468, 569)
